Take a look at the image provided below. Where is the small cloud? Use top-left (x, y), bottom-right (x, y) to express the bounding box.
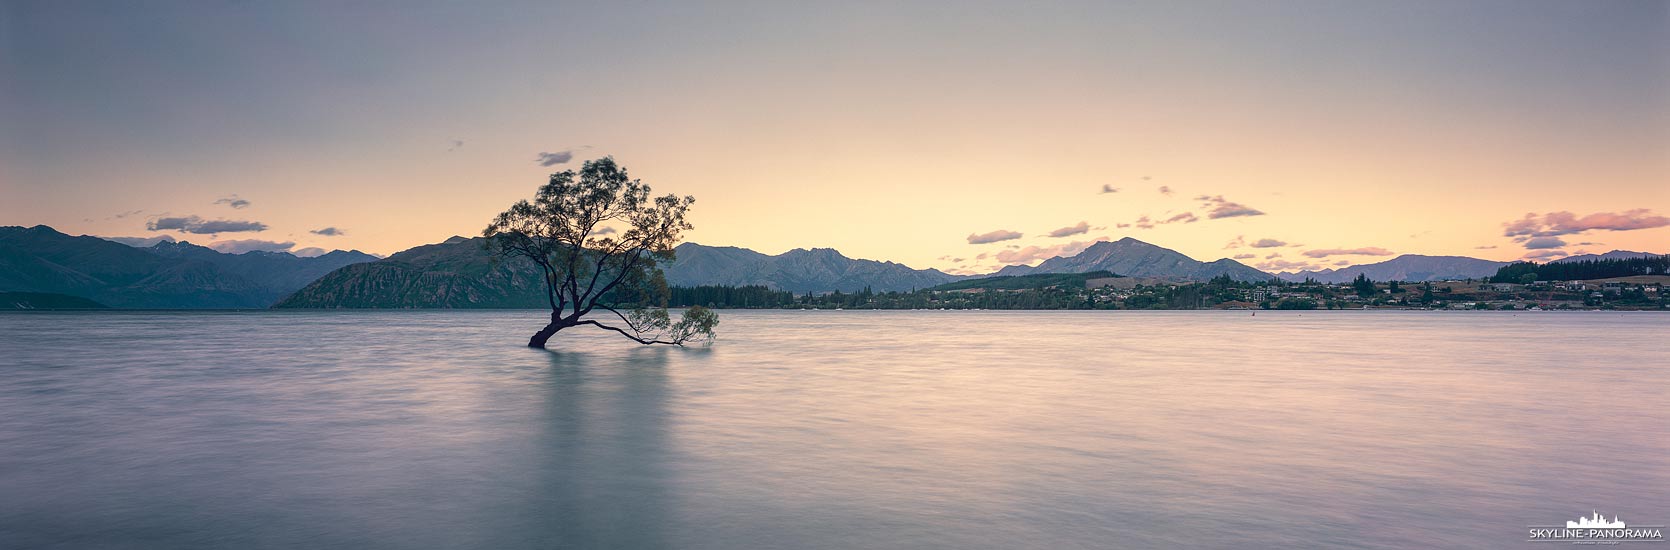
top-left (1474, 245), bottom-right (1498, 250)
top-left (1250, 238), bottom-right (1287, 248)
top-left (1047, 222), bottom-right (1090, 238)
top-left (1503, 209), bottom-right (1670, 237)
top-left (1197, 195), bottom-right (1266, 219)
top-left (310, 227), bottom-right (345, 237)
top-left (1116, 223), bottom-right (1131, 229)
top-left (995, 238), bottom-right (1109, 265)
top-left (103, 235), bottom-right (177, 247)
top-left (1133, 215), bottom-right (1154, 230)
top-left (1224, 235), bottom-right (1246, 249)
top-left (1161, 212), bottom-right (1198, 224)
top-left (967, 229), bottom-right (1023, 244)
top-left (1257, 259), bottom-right (1316, 271)
top-left (1523, 249), bottom-right (1568, 260)
top-left (1100, 185), bottom-right (1120, 194)
top-left (292, 247), bottom-right (328, 257)
top-left (1158, 186), bottom-right (1173, 196)
top-left (1302, 247), bottom-right (1394, 258)
top-left (108, 209), bottom-right (144, 220)
top-left (447, 139), bottom-right (464, 152)
top-left (975, 252), bottom-right (989, 260)
top-left (536, 150), bottom-right (576, 166)
top-left (1232, 253), bottom-right (1256, 259)
top-left (1265, 252), bottom-right (1281, 259)
top-left (147, 216), bottom-right (269, 234)
top-left (208, 239), bottom-right (295, 254)
top-left (213, 196), bottom-right (251, 209)
top-left (594, 227), bottom-right (618, 235)
top-left (1522, 236), bottom-right (1566, 249)
top-left (952, 257), bottom-right (965, 263)
top-left (1333, 260), bottom-right (1351, 266)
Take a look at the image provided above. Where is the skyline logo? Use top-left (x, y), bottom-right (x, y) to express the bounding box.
top-left (1569, 511), bottom-right (1627, 529)
top-left (1529, 511), bottom-right (1664, 544)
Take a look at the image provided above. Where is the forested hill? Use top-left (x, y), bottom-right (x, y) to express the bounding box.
top-left (928, 271), bottom-right (1117, 291)
top-left (1491, 255), bottom-right (1669, 283)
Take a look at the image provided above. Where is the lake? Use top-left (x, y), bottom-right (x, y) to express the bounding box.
top-left (1, 310), bottom-right (1666, 549)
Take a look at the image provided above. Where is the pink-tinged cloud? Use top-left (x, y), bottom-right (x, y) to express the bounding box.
top-left (967, 229), bottom-right (1023, 244)
top-left (1047, 221), bottom-right (1090, 238)
top-left (1196, 195), bottom-right (1267, 219)
top-left (1158, 186), bottom-right (1173, 196)
top-left (1257, 259), bottom-right (1316, 271)
top-left (1133, 215), bottom-right (1154, 229)
top-left (208, 239), bottom-right (295, 254)
top-left (1224, 235), bottom-right (1246, 249)
top-left (1250, 238), bottom-right (1286, 248)
top-left (1503, 209), bottom-right (1670, 237)
top-left (995, 238), bottom-right (1110, 265)
top-left (1302, 247), bottom-right (1394, 258)
top-left (1162, 212), bottom-right (1198, 224)
top-left (1522, 236), bottom-right (1566, 249)
top-left (1523, 249), bottom-right (1568, 260)
top-left (1100, 185), bottom-right (1119, 194)
top-left (1232, 253), bottom-right (1256, 259)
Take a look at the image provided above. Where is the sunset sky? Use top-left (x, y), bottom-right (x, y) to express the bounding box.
top-left (3, 1), bottom-right (1666, 274)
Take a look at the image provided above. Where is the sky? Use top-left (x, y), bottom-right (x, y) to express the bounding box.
top-left (2, 0), bottom-right (1666, 273)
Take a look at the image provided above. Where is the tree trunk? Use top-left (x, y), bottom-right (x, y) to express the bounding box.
top-left (528, 323), bottom-right (563, 348)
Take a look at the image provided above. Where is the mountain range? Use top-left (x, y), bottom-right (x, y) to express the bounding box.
top-left (994, 238), bottom-right (1274, 282)
top-left (1275, 254), bottom-right (1509, 283)
top-left (1551, 250), bottom-right (1659, 264)
top-left (0, 225), bottom-right (378, 308)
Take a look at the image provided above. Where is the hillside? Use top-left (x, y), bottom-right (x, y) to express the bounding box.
top-left (994, 238), bottom-right (1272, 282)
top-left (930, 271), bottom-right (1118, 291)
top-left (1277, 254), bottom-right (1507, 283)
top-left (0, 292), bottom-right (108, 309)
top-left (0, 225), bottom-right (378, 308)
top-left (664, 243), bottom-right (960, 293)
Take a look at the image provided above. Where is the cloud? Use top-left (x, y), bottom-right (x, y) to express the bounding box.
top-left (147, 216), bottom-right (268, 234)
top-left (208, 239), bottom-right (295, 254)
top-left (1132, 216), bottom-right (1154, 229)
top-left (1224, 235), bottom-right (1246, 249)
top-left (1116, 223), bottom-right (1131, 229)
top-left (213, 196), bottom-right (250, 209)
top-left (975, 252), bottom-right (989, 260)
top-left (292, 247), bottom-right (328, 257)
top-left (1265, 252), bottom-right (1281, 259)
top-left (447, 139), bottom-right (464, 152)
top-left (1158, 186), bottom-right (1173, 196)
top-left (103, 235), bottom-right (177, 247)
top-left (1161, 212), bottom-right (1198, 224)
top-left (995, 238), bottom-right (1108, 265)
top-left (1333, 260), bottom-right (1351, 266)
top-left (1474, 245), bottom-right (1498, 249)
top-left (1100, 185), bottom-right (1120, 194)
top-left (1047, 222), bottom-right (1090, 238)
top-left (967, 229), bottom-right (1023, 244)
top-left (1523, 249), bottom-right (1568, 260)
top-left (1232, 253), bottom-right (1256, 259)
top-left (310, 227), bottom-right (345, 237)
top-left (1250, 238), bottom-right (1287, 248)
top-left (1503, 209), bottom-right (1670, 238)
top-left (536, 150), bottom-right (576, 166)
top-left (1197, 195), bottom-right (1266, 219)
top-left (1302, 247), bottom-right (1394, 258)
top-left (1522, 236), bottom-right (1566, 249)
top-left (1257, 259), bottom-right (1317, 271)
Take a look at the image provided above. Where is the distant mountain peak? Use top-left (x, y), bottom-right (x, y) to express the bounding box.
top-left (442, 236), bottom-right (471, 244)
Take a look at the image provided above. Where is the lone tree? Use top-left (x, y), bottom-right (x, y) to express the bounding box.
top-left (484, 157), bottom-right (717, 348)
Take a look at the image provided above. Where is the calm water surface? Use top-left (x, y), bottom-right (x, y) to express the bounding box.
top-left (1, 310), bottom-right (1666, 549)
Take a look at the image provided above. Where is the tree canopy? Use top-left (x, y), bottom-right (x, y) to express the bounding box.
top-left (483, 157), bottom-right (717, 348)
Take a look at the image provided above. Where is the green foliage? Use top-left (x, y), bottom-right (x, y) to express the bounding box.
top-left (484, 157), bottom-right (715, 346)
top-left (1491, 256), bottom-right (1669, 283)
top-left (1352, 274), bottom-right (1377, 297)
top-left (929, 270), bottom-right (1118, 291)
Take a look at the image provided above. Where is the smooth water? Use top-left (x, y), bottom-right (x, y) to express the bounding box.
top-left (1, 310), bottom-right (1665, 549)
